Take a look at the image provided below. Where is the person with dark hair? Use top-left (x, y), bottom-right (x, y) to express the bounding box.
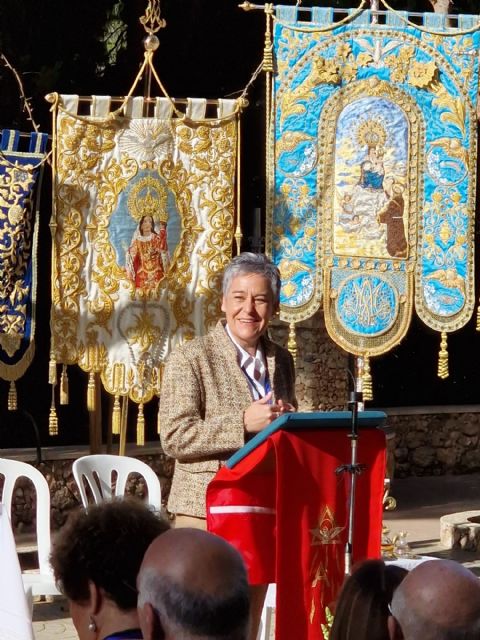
top-left (137, 528), bottom-right (250, 640)
top-left (158, 252), bottom-right (297, 638)
top-left (50, 499), bottom-right (170, 640)
top-left (329, 559), bottom-right (407, 640)
top-left (388, 559), bottom-right (480, 640)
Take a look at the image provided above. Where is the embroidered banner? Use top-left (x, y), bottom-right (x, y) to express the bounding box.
top-left (50, 95), bottom-right (238, 413)
top-left (267, 7), bottom-right (480, 365)
top-left (0, 129), bottom-right (48, 408)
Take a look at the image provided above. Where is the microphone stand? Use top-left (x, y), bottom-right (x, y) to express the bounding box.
top-left (336, 363), bottom-right (366, 576)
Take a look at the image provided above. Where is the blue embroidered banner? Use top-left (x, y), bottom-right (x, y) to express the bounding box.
top-left (267, 7), bottom-right (480, 362)
top-left (0, 129), bottom-right (48, 406)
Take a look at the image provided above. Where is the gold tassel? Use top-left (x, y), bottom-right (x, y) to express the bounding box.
top-left (476, 304), bottom-right (480, 331)
top-left (60, 365), bottom-right (69, 405)
top-left (87, 372), bottom-right (96, 412)
top-left (362, 356), bottom-right (373, 401)
top-left (438, 331), bottom-right (449, 379)
top-left (288, 322), bottom-right (297, 366)
top-left (8, 381), bottom-right (17, 411)
top-left (49, 404), bottom-right (59, 436)
top-left (263, 4), bottom-right (274, 73)
top-left (137, 403), bottom-right (145, 446)
top-left (49, 354), bottom-right (57, 385)
top-left (112, 395), bottom-right (121, 435)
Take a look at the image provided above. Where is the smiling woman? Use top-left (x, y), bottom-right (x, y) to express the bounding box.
top-left (158, 252), bottom-right (297, 524)
top-left (158, 253), bottom-right (298, 640)
top-left (221, 272), bottom-right (275, 356)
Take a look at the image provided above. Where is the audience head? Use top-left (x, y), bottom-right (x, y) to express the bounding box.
top-left (137, 528), bottom-right (250, 640)
top-left (51, 499), bottom-right (169, 640)
top-left (388, 559), bottom-right (480, 640)
top-left (329, 559), bottom-right (407, 640)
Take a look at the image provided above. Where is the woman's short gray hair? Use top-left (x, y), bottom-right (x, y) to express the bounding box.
top-left (222, 253), bottom-right (281, 306)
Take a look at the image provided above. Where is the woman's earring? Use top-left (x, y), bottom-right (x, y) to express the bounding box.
top-left (88, 616), bottom-right (97, 633)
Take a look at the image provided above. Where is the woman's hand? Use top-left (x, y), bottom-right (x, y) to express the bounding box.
top-left (244, 392), bottom-right (284, 433)
top-left (277, 398), bottom-right (296, 414)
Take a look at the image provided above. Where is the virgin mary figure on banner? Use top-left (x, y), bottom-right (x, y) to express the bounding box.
top-left (122, 177), bottom-right (172, 295)
top-left (126, 205), bottom-right (170, 292)
top-left (333, 101), bottom-right (408, 260)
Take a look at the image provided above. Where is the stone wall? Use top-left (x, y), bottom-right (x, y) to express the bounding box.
top-left (270, 313), bottom-right (349, 411)
top-left (389, 412), bottom-right (480, 477)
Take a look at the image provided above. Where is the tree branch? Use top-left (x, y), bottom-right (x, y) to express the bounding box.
top-left (0, 53), bottom-right (39, 132)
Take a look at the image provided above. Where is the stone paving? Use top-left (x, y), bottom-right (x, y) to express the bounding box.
top-left (384, 472), bottom-right (480, 573)
top-left (29, 472), bottom-right (480, 639)
top-left (32, 598), bottom-right (77, 640)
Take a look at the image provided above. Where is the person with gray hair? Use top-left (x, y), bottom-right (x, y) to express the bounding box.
top-left (159, 252), bottom-right (297, 529)
top-left (137, 528), bottom-right (250, 640)
top-left (158, 252), bottom-right (297, 638)
top-left (221, 252), bottom-right (282, 307)
top-left (388, 559), bottom-right (480, 640)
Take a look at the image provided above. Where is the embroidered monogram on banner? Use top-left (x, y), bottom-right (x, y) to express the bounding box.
top-left (50, 95), bottom-right (238, 428)
top-left (267, 6), bottom-right (480, 379)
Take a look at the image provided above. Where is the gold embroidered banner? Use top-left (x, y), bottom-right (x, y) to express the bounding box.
top-left (266, 6), bottom-right (480, 386)
top-left (0, 130), bottom-right (48, 409)
top-left (50, 95), bottom-right (238, 421)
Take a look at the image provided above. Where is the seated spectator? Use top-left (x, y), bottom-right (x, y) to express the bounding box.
top-left (388, 559), bottom-right (480, 640)
top-left (329, 559), bottom-right (407, 640)
top-left (137, 528), bottom-right (250, 640)
top-left (50, 499), bottom-right (169, 640)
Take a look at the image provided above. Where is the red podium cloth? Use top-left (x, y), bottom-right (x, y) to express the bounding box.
top-left (206, 427), bottom-right (386, 640)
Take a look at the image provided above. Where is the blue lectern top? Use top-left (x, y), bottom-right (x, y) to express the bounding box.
top-left (226, 410), bottom-right (387, 469)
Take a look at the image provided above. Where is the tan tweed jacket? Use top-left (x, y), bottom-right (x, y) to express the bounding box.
top-left (159, 320), bottom-right (297, 518)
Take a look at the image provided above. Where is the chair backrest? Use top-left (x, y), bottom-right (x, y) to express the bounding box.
top-left (257, 584), bottom-right (276, 640)
top-left (72, 454), bottom-right (162, 511)
top-left (0, 458), bottom-right (52, 577)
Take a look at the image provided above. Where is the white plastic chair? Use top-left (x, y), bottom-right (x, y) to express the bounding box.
top-left (72, 454), bottom-right (162, 511)
top-left (257, 583), bottom-right (276, 640)
top-left (0, 458), bottom-right (61, 598)
top-left (0, 503), bottom-right (34, 639)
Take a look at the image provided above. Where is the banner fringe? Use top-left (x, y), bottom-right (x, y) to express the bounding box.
top-left (362, 356), bottom-right (373, 401)
top-left (438, 331), bottom-right (449, 379)
top-left (7, 381), bottom-right (17, 411)
top-left (112, 395), bottom-right (121, 435)
top-left (87, 372), bottom-right (96, 412)
top-left (137, 403), bottom-right (145, 446)
top-left (60, 364), bottom-right (69, 405)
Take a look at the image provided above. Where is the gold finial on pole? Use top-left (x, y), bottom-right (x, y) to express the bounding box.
top-left (140, 0), bottom-right (166, 111)
top-left (140, 0), bottom-right (166, 37)
top-left (239, 2), bottom-right (255, 11)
